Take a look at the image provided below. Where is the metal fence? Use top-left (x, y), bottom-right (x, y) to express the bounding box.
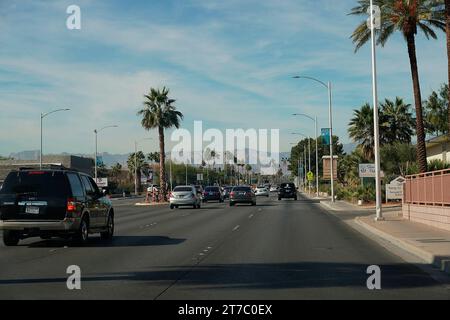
top-left (404, 169), bottom-right (450, 206)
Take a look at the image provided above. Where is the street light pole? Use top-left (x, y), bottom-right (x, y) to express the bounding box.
top-left (292, 76), bottom-right (335, 202)
top-left (94, 125), bottom-right (118, 181)
top-left (370, 0), bottom-right (383, 220)
top-left (40, 108), bottom-right (70, 169)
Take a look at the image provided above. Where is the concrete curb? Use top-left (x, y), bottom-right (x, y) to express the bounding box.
top-left (354, 217), bottom-right (450, 275)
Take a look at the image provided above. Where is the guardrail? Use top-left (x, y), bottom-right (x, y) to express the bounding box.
top-left (404, 169), bottom-right (450, 206)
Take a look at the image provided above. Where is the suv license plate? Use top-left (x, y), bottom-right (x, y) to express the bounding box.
top-left (25, 206), bottom-right (40, 214)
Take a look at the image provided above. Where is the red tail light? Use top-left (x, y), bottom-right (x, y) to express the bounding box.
top-left (28, 171), bottom-right (45, 175)
top-left (67, 198), bottom-right (76, 212)
top-left (230, 192), bottom-right (235, 197)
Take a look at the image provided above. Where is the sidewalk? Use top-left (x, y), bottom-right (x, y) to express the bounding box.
top-left (307, 193), bottom-right (450, 275)
top-left (355, 211), bottom-right (450, 274)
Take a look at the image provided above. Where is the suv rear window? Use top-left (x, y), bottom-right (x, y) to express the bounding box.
top-left (0, 171), bottom-right (70, 197)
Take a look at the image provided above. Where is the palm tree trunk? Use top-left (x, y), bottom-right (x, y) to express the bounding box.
top-left (158, 126), bottom-right (167, 201)
top-left (406, 32), bottom-right (427, 173)
top-left (446, 0), bottom-right (450, 135)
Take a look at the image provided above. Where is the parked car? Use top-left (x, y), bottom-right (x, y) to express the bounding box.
top-left (278, 182), bottom-right (298, 201)
top-left (230, 186), bottom-right (256, 206)
top-left (270, 185), bottom-right (278, 192)
top-left (203, 186), bottom-right (224, 203)
top-left (169, 185), bottom-right (201, 209)
top-left (0, 169), bottom-right (114, 246)
top-left (255, 186), bottom-right (270, 197)
top-left (222, 186), bottom-right (233, 199)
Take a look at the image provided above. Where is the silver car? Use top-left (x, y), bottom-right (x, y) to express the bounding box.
top-left (169, 185), bottom-right (201, 209)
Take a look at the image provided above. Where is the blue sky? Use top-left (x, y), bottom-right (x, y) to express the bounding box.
top-left (0, 0), bottom-right (448, 156)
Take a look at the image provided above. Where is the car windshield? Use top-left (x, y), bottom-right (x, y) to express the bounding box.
top-left (0, 171), bottom-right (70, 197)
top-left (173, 186), bottom-right (192, 192)
top-left (205, 187), bottom-right (219, 192)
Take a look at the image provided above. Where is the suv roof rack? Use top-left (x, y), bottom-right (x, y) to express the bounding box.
top-left (18, 164), bottom-right (76, 172)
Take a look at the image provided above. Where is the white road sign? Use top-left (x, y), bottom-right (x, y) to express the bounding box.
top-left (359, 164), bottom-right (385, 178)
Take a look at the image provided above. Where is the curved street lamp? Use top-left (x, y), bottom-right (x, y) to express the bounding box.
top-left (293, 113), bottom-right (319, 197)
top-left (40, 108), bottom-right (71, 169)
top-left (94, 125), bottom-right (118, 180)
top-left (292, 75), bottom-right (335, 202)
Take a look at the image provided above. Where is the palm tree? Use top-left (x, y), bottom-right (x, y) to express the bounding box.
top-left (348, 103), bottom-right (380, 160)
top-left (350, 0), bottom-right (445, 172)
top-left (380, 97), bottom-right (415, 143)
top-left (127, 151), bottom-right (147, 185)
top-left (424, 84), bottom-right (449, 136)
top-left (111, 163), bottom-right (122, 180)
top-left (138, 87), bottom-right (183, 200)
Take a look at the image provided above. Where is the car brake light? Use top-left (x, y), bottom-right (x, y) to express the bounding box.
top-left (67, 198), bottom-right (76, 212)
top-left (28, 171), bottom-right (45, 175)
top-left (230, 192), bottom-right (235, 197)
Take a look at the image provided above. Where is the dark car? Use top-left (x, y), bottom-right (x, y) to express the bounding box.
top-left (0, 169), bottom-right (114, 246)
top-left (278, 182), bottom-right (298, 201)
top-left (230, 186), bottom-right (256, 206)
top-left (203, 186), bottom-right (224, 203)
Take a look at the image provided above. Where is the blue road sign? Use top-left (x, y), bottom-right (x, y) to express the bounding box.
top-left (321, 128), bottom-right (331, 145)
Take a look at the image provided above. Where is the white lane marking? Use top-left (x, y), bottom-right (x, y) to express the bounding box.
top-left (232, 225), bottom-right (240, 232)
top-left (249, 214), bottom-right (254, 219)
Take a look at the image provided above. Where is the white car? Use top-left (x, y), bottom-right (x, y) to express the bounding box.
top-left (255, 187), bottom-right (270, 197)
top-left (270, 186), bottom-right (278, 192)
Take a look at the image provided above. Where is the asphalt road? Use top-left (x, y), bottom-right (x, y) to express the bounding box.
top-left (0, 194), bottom-right (449, 300)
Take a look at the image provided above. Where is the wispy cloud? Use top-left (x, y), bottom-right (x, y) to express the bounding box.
top-left (0, 0), bottom-right (448, 156)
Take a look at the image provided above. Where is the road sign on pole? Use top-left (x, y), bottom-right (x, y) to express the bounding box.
top-left (321, 128), bottom-right (331, 145)
top-left (307, 171), bottom-right (314, 182)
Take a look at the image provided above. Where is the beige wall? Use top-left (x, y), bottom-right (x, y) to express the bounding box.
top-left (427, 143), bottom-right (450, 163)
top-left (403, 204), bottom-right (450, 232)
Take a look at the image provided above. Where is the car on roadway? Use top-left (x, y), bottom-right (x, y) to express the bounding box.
top-left (202, 186), bottom-right (224, 203)
top-left (0, 169), bottom-right (114, 246)
top-left (230, 186), bottom-right (256, 206)
top-left (255, 186), bottom-right (270, 197)
top-left (169, 185), bottom-right (201, 209)
top-left (270, 185), bottom-right (278, 192)
top-left (278, 182), bottom-right (298, 201)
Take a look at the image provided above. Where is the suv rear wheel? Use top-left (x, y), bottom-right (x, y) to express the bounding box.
top-left (3, 230), bottom-right (20, 246)
top-left (100, 213), bottom-right (114, 241)
top-left (74, 217), bottom-right (89, 245)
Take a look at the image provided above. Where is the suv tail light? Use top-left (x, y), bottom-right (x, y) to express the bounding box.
top-left (230, 191), bottom-right (235, 197)
top-left (67, 198), bottom-right (76, 212)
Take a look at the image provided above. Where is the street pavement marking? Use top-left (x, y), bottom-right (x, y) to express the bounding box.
top-left (232, 225), bottom-right (240, 232)
top-left (249, 214), bottom-right (254, 219)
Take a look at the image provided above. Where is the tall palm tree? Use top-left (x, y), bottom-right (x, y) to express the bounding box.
top-left (350, 0), bottom-right (445, 172)
top-left (138, 87), bottom-right (183, 201)
top-left (380, 97), bottom-right (415, 143)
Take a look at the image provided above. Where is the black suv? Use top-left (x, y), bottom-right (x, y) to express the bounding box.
top-left (0, 169), bottom-right (114, 246)
top-left (278, 183), bottom-right (298, 201)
